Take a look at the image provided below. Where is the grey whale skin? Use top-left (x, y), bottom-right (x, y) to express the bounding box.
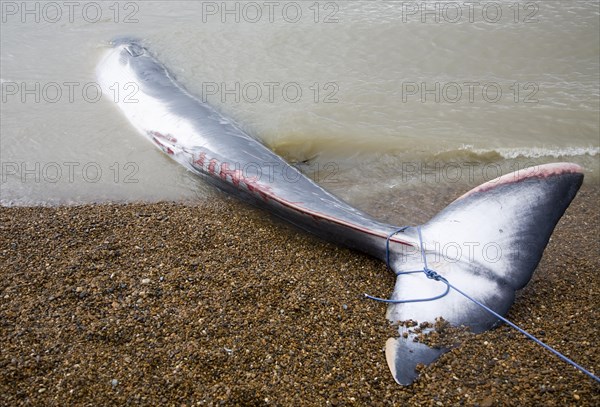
top-left (97, 39), bottom-right (583, 385)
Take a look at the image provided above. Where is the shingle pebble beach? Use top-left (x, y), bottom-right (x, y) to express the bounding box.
top-left (1, 184), bottom-right (598, 405)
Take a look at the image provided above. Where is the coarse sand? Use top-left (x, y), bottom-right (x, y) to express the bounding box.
top-left (1, 184), bottom-right (598, 406)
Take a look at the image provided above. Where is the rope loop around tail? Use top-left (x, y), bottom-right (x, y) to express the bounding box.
top-left (366, 226), bottom-right (450, 304)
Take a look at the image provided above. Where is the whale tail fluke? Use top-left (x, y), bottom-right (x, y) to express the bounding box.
top-left (385, 162), bottom-right (584, 385)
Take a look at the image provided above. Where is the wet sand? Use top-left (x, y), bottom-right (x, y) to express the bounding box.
top-left (1, 184), bottom-right (598, 405)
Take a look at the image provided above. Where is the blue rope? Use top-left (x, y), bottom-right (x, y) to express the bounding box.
top-left (385, 226), bottom-right (409, 268)
top-left (366, 226), bottom-right (600, 384)
top-left (366, 227), bottom-right (450, 303)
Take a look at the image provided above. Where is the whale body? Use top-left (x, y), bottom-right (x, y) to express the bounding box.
top-left (96, 39), bottom-right (583, 385)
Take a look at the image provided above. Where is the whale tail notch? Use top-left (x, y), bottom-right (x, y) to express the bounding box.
top-left (384, 162), bottom-right (584, 385)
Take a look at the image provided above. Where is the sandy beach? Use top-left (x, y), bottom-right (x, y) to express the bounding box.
top-left (1, 183), bottom-right (598, 406)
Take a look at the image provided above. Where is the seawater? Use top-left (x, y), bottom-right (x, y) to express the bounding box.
top-left (1, 1), bottom-right (598, 219)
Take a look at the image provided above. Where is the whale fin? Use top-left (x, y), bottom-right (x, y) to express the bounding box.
top-left (385, 162), bottom-right (583, 385)
top-left (385, 336), bottom-right (449, 386)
